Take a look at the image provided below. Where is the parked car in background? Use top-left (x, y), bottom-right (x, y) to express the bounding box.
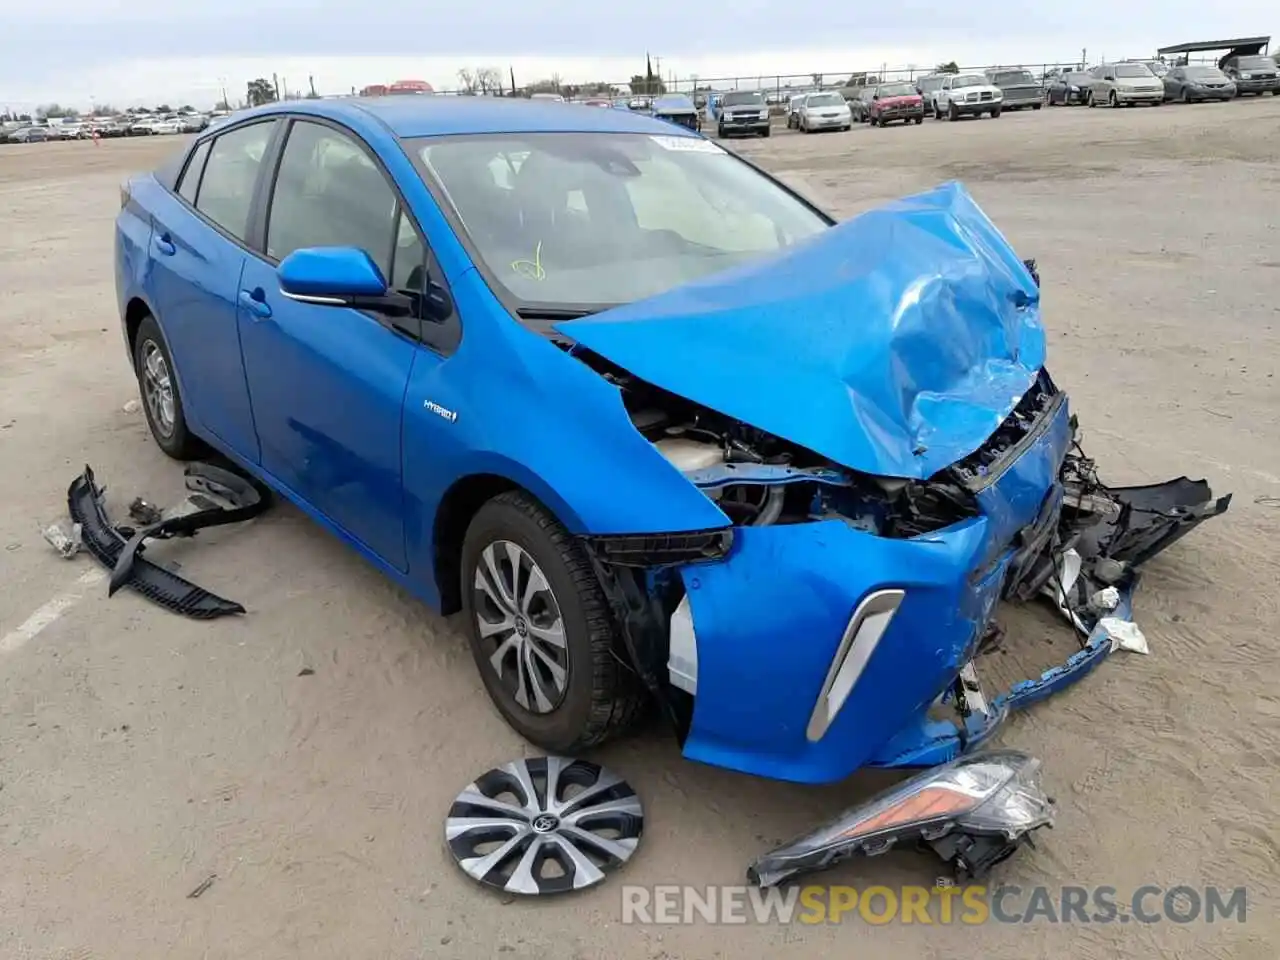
top-left (786, 94), bottom-right (806, 129)
top-left (152, 118), bottom-right (183, 135)
top-left (866, 82), bottom-right (924, 126)
top-left (916, 74), bottom-right (948, 115)
top-left (581, 99), bottom-right (612, 108)
top-left (651, 94), bottom-right (701, 131)
top-left (180, 114), bottom-right (209, 133)
top-left (934, 73), bottom-right (1003, 120)
top-left (1086, 62), bottom-right (1164, 107)
top-left (1220, 54), bottom-right (1280, 96)
top-left (716, 90), bottom-right (771, 138)
top-left (797, 91), bottom-right (852, 132)
top-left (1137, 60), bottom-right (1170, 79)
top-left (530, 93), bottom-right (566, 103)
top-left (1162, 65), bottom-right (1236, 102)
top-left (1045, 71), bottom-right (1092, 105)
top-left (986, 68), bottom-right (1042, 110)
top-left (627, 96), bottom-right (654, 114)
top-left (849, 87), bottom-right (877, 123)
top-left (4, 125), bottom-right (50, 143)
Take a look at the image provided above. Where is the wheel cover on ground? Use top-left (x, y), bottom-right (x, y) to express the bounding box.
top-left (473, 540), bottom-right (569, 714)
top-left (446, 757), bottom-right (643, 895)
top-left (141, 340), bottom-right (176, 438)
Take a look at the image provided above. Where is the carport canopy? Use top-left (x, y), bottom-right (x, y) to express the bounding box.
top-left (1156, 36), bottom-right (1269, 57)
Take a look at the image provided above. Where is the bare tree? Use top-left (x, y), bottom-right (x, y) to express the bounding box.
top-left (457, 67), bottom-right (478, 94)
top-left (475, 67), bottom-right (503, 95)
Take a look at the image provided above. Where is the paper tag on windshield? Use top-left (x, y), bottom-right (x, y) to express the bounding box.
top-left (650, 135), bottom-right (721, 153)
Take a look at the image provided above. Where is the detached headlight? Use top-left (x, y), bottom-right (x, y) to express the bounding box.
top-left (748, 750), bottom-right (1055, 887)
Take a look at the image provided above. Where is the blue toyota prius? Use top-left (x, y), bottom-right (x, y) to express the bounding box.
top-left (115, 96), bottom-right (1226, 791)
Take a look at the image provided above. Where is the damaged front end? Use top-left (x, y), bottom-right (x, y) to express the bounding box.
top-left (576, 356), bottom-right (1230, 785)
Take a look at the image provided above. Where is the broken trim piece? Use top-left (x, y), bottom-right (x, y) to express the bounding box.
top-left (67, 464), bottom-right (267, 619)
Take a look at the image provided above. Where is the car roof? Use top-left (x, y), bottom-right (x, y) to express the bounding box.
top-left (218, 96), bottom-right (703, 139)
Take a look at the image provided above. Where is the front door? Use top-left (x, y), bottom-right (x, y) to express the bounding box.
top-left (237, 119), bottom-right (423, 569)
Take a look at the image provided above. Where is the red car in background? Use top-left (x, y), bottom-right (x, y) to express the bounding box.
top-left (868, 81), bottom-right (925, 126)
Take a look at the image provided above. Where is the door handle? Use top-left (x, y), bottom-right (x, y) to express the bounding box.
top-left (238, 289), bottom-right (272, 320)
top-left (153, 234), bottom-right (176, 256)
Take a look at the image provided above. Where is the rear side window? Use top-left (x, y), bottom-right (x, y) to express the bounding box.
top-left (177, 140), bottom-right (211, 204)
top-left (196, 121), bottom-right (275, 241)
top-left (265, 120), bottom-right (399, 279)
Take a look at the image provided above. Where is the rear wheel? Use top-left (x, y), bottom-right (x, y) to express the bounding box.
top-left (461, 491), bottom-right (648, 753)
top-left (133, 313), bottom-right (203, 460)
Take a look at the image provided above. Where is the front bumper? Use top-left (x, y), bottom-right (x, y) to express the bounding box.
top-left (806, 114), bottom-right (851, 128)
top-left (719, 115), bottom-right (770, 134)
top-left (1115, 89), bottom-right (1164, 103)
top-left (873, 106), bottom-right (923, 121)
top-left (950, 98), bottom-right (1001, 114)
top-left (1001, 93), bottom-right (1042, 108)
top-left (1235, 78), bottom-right (1280, 93)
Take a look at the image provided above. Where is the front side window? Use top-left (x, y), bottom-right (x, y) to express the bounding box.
top-left (196, 121), bottom-right (275, 240)
top-left (414, 132), bottom-right (829, 311)
top-left (266, 120), bottom-right (398, 279)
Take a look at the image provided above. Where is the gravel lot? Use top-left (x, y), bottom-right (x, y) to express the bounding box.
top-left (2, 101), bottom-right (1278, 960)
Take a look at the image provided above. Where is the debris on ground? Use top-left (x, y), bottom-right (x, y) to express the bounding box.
top-left (127, 497), bottom-right (163, 525)
top-left (122, 399), bottom-right (140, 414)
top-left (41, 522), bottom-right (82, 559)
top-left (186, 874), bottom-right (216, 899)
top-left (67, 462), bottom-right (272, 619)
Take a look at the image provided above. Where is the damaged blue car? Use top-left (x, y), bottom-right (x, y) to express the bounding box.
top-left (116, 98), bottom-right (1228, 883)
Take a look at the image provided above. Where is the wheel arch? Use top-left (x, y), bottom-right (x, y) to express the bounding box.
top-left (124, 296), bottom-right (154, 367)
top-left (431, 469), bottom-right (585, 615)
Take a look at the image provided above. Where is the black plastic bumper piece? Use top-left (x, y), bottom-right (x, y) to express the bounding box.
top-left (68, 464), bottom-right (253, 619)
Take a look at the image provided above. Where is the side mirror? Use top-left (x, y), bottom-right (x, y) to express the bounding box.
top-left (278, 246), bottom-right (414, 317)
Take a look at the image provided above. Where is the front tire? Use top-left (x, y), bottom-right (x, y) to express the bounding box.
top-left (133, 313), bottom-right (203, 459)
top-left (461, 491), bottom-right (647, 753)
top-left (948, 102), bottom-right (960, 121)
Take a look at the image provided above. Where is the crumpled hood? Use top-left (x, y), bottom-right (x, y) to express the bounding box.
top-left (555, 181), bottom-right (1045, 480)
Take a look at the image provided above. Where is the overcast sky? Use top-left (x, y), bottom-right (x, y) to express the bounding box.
top-left (2, 3), bottom-right (1274, 110)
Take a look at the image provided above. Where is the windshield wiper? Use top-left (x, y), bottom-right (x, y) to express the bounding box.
top-left (516, 307), bottom-right (601, 321)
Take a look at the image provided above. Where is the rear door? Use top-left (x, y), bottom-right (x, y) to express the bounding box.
top-left (236, 118), bottom-right (424, 569)
top-left (144, 119), bottom-right (279, 460)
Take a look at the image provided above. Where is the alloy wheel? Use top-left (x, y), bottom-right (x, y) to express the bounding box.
top-left (140, 340), bottom-right (175, 438)
top-left (446, 757), bottom-right (644, 895)
top-left (473, 539), bottom-right (569, 714)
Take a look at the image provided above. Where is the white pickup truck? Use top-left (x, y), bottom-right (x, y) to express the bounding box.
top-left (933, 73), bottom-right (1004, 120)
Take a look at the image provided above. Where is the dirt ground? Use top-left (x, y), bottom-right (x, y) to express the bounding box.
top-left (2, 101), bottom-right (1278, 960)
